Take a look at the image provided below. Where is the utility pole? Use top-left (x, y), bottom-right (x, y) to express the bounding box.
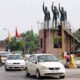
top-left (3, 28), bottom-right (11, 52)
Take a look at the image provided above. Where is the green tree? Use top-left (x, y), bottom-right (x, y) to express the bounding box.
top-left (23, 31), bottom-right (39, 54)
top-left (73, 29), bottom-right (80, 41)
top-left (73, 29), bottom-right (80, 49)
top-left (54, 33), bottom-right (61, 48)
top-left (8, 30), bottom-right (39, 54)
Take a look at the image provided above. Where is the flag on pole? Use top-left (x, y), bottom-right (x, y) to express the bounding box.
top-left (16, 27), bottom-right (20, 38)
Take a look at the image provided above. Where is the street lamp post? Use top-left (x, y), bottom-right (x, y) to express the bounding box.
top-left (3, 28), bottom-right (11, 52)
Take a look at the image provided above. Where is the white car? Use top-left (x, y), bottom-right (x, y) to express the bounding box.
top-left (25, 53), bottom-right (66, 79)
top-left (24, 54), bottom-right (31, 61)
top-left (5, 54), bottom-right (25, 71)
top-left (75, 60), bottom-right (80, 68)
top-left (0, 52), bottom-right (11, 63)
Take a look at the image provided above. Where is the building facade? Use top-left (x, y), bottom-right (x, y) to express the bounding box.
top-left (39, 23), bottom-right (79, 58)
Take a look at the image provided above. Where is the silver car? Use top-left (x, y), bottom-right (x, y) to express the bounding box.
top-left (5, 54), bottom-right (25, 71)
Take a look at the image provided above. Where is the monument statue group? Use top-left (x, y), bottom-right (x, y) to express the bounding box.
top-left (42, 2), bottom-right (67, 28)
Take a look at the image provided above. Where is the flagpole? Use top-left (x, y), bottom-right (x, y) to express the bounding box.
top-left (3, 28), bottom-right (11, 52)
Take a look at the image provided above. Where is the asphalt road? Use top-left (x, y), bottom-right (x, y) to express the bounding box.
top-left (0, 66), bottom-right (80, 80)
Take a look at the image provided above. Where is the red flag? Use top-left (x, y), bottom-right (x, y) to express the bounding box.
top-left (16, 27), bottom-right (20, 38)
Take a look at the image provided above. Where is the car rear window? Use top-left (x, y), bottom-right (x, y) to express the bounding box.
top-left (0, 53), bottom-right (9, 57)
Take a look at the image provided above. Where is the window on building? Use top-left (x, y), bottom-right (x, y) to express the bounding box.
top-left (53, 32), bottom-right (62, 48)
top-left (40, 38), bottom-right (43, 49)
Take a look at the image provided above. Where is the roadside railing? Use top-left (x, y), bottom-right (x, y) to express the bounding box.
top-left (39, 21), bottom-right (72, 33)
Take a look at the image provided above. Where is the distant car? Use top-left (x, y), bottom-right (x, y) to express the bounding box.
top-left (25, 53), bottom-right (66, 79)
top-left (5, 54), bottom-right (25, 71)
top-left (0, 52), bottom-right (11, 63)
top-left (75, 55), bottom-right (80, 68)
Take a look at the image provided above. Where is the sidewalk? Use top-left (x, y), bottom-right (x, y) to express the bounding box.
top-left (61, 59), bottom-right (78, 69)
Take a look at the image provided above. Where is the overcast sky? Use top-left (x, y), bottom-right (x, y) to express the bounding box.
top-left (0, 0), bottom-right (80, 40)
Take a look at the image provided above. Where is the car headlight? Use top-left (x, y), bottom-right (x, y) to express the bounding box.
top-left (60, 65), bottom-right (66, 73)
top-left (41, 66), bottom-right (48, 70)
top-left (20, 62), bottom-right (25, 65)
top-left (6, 63), bottom-right (12, 65)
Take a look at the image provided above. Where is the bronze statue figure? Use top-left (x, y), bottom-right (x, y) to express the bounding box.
top-left (59, 3), bottom-right (67, 22)
top-left (51, 2), bottom-right (59, 28)
top-left (64, 10), bottom-right (67, 21)
top-left (42, 2), bottom-right (50, 29)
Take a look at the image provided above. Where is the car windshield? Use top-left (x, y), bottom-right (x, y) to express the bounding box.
top-left (38, 55), bottom-right (58, 62)
top-left (8, 55), bottom-right (23, 60)
top-left (0, 53), bottom-right (9, 57)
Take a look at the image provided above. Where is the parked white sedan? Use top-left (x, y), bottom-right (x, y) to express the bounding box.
top-left (25, 53), bottom-right (66, 79)
top-left (5, 54), bottom-right (25, 71)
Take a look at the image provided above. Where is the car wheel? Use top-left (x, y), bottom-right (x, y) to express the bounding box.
top-left (36, 69), bottom-right (41, 79)
top-left (5, 66), bottom-right (8, 71)
top-left (25, 67), bottom-right (30, 77)
top-left (59, 75), bottom-right (65, 79)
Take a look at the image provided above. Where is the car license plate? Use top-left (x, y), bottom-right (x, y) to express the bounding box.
top-left (52, 70), bottom-right (58, 73)
top-left (14, 64), bottom-right (19, 67)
